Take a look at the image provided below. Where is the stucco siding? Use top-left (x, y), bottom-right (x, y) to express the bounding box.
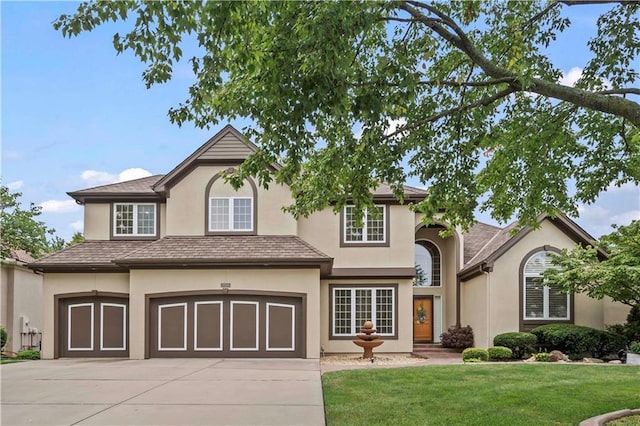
top-left (84, 203), bottom-right (110, 240)
top-left (299, 205), bottom-right (414, 269)
top-left (129, 268), bottom-right (320, 359)
top-left (320, 278), bottom-right (413, 354)
top-left (603, 297), bottom-right (631, 326)
top-left (460, 273), bottom-right (488, 348)
top-left (41, 273), bottom-right (130, 359)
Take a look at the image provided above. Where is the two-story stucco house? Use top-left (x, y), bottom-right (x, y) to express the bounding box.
top-left (29, 125), bottom-right (629, 359)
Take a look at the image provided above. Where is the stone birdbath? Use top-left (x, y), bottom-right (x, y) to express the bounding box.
top-left (353, 320), bottom-right (384, 359)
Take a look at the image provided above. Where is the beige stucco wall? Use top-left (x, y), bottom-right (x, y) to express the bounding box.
top-left (469, 219), bottom-right (627, 348)
top-left (603, 297), bottom-right (631, 326)
top-left (459, 273), bottom-right (488, 348)
top-left (165, 166), bottom-right (296, 236)
top-left (0, 263), bottom-right (43, 353)
top-left (299, 205), bottom-right (414, 269)
top-left (129, 268), bottom-right (320, 359)
top-left (84, 203), bottom-right (110, 240)
top-left (320, 278), bottom-right (414, 354)
top-left (41, 273), bottom-right (130, 359)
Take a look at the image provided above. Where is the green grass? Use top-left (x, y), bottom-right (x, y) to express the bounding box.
top-left (0, 358), bottom-right (24, 365)
top-left (322, 364), bottom-right (640, 426)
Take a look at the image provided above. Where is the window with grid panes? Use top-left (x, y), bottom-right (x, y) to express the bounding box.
top-left (113, 203), bottom-right (156, 236)
top-left (523, 251), bottom-right (569, 320)
top-left (332, 287), bottom-right (395, 336)
top-left (208, 197), bottom-right (253, 231)
top-left (344, 206), bottom-right (385, 243)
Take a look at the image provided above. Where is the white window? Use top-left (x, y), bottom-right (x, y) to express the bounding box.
top-left (344, 205), bottom-right (386, 243)
top-left (113, 203), bottom-right (156, 236)
top-left (209, 197), bottom-right (253, 231)
top-left (332, 287), bottom-right (395, 336)
top-left (523, 251), bottom-right (569, 320)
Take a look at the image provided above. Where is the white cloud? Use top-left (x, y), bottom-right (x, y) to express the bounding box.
top-left (611, 210), bottom-right (640, 227)
top-left (81, 168), bottom-right (152, 186)
top-left (40, 199), bottom-right (80, 213)
top-left (606, 181), bottom-right (640, 193)
top-left (577, 203), bottom-right (609, 221)
top-left (6, 180), bottom-right (24, 191)
top-left (559, 66), bottom-right (611, 89)
top-left (70, 220), bottom-right (84, 232)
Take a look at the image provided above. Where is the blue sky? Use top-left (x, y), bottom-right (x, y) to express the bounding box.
top-left (2, 2), bottom-right (638, 241)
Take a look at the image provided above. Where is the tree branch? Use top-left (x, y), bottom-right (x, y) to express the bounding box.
top-left (383, 87), bottom-right (515, 140)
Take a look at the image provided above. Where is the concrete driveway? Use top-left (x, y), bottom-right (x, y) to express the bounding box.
top-left (1, 358), bottom-right (325, 425)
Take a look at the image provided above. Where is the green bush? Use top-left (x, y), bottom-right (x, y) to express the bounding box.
top-left (462, 347), bottom-right (488, 362)
top-left (0, 326), bottom-right (7, 350)
top-left (493, 332), bottom-right (537, 359)
top-left (441, 325), bottom-right (474, 349)
top-left (488, 346), bottom-right (513, 361)
top-left (531, 324), bottom-right (626, 360)
top-left (534, 352), bottom-right (551, 362)
top-left (607, 306), bottom-right (640, 345)
top-left (16, 350), bottom-right (40, 360)
top-left (629, 342), bottom-right (640, 354)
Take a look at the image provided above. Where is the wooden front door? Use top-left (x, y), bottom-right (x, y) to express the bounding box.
top-left (413, 297), bottom-right (433, 342)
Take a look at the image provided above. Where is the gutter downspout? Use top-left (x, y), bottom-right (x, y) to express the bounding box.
top-left (484, 271), bottom-right (491, 349)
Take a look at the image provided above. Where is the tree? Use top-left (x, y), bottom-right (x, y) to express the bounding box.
top-left (543, 220), bottom-right (640, 307)
top-left (67, 232), bottom-right (85, 247)
top-left (0, 185), bottom-right (55, 259)
top-left (54, 1), bottom-right (640, 230)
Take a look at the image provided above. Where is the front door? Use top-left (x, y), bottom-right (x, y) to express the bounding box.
top-left (413, 297), bottom-right (433, 342)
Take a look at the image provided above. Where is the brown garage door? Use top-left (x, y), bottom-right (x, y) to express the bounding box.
top-left (59, 296), bottom-right (129, 357)
top-left (149, 294), bottom-right (304, 358)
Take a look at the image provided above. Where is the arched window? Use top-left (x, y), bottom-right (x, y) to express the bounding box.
top-left (414, 241), bottom-right (441, 287)
top-left (205, 170), bottom-right (257, 235)
top-left (523, 251), bottom-right (569, 320)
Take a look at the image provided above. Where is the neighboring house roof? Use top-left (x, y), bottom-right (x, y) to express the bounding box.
top-left (68, 175), bottom-right (165, 203)
top-left (29, 241), bottom-right (153, 272)
top-left (10, 249), bottom-right (36, 264)
top-left (458, 213), bottom-right (601, 280)
top-left (29, 236), bottom-right (333, 275)
top-left (463, 221), bottom-right (503, 264)
top-left (371, 183), bottom-right (429, 202)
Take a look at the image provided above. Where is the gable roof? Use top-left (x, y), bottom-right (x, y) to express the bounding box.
top-left (370, 183), bottom-right (429, 201)
top-left (458, 213), bottom-right (602, 280)
top-left (463, 221), bottom-right (503, 264)
top-left (153, 125), bottom-right (268, 194)
top-left (68, 175), bottom-right (164, 203)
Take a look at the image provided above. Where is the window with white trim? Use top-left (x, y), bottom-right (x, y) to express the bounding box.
top-left (332, 286), bottom-right (395, 336)
top-left (208, 197), bottom-right (253, 231)
top-left (344, 205), bottom-right (386, 243)
top-left (113, 203), bottom-right (156, 236)
top-left (523, 251), bottom-right (569, 320)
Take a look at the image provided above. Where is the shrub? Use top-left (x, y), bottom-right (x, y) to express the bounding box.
top-left (488, 346), bottom-right (513, 361)
top-left (608, 306), bottom-right (640, 345)
top-left (462, 348), bottom-right (488, 362)
top-left (16, 350), bottom-right (40, 360)
top-left (493, 332), bottom-right (537, 359)
top-left (629, 342), bottom-right (640, 354)
top-left (531, 324), bottom-right (626, 360)
top-left (0, 326), bottom-right (7, 350)
top-left (534, 352), bottom-right (550, 362)
top-left (441, 325), bottom-right (474, 349)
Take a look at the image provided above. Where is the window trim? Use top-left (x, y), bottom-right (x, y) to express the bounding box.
top-left (340, 204), bottom-right (390, 247)
top-left (204, 171), bottom-right (258, 236)
top-left (208, 197), bottom-right (254, 232)
top-left (329, 284), bottom-right (398, 340)
top-left (519, 246), bottom-right (574, 331)
top-left (111, 202), bottom-right (158, 239)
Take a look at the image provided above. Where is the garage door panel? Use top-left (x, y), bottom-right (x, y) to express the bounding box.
top-left (230, 302), bottom-right (259, 351)
top-left (194, 302), bottom-right (223, 351)
top-left (68, 304), bottom-right (94, 351)
top-left (158, 303), bottom-right (187, 351)
top-left (101, 303), bottom-right (126, 351)
top-left (267, 303), bottom-right (295, 351)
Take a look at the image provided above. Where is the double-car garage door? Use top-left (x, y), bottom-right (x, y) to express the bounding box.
top-left (59, 293), bottom-right (304, 358)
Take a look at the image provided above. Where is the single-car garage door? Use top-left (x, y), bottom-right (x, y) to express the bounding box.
top-left (149, 294), bottom-right (304, 358)
top-left (59, 296), bottom-right (129, 357)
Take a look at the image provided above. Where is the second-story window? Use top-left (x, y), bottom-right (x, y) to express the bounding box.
top-left (209, 197), bottom-right (253, 231)
top-left (114, 203), bottom-right (156, 236)
top-left (344, 205), bottom-right (386, 244)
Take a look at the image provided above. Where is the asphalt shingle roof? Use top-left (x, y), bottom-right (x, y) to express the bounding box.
top-left (463, 222), bottom-right (503, 264)
top-left (29, 241), bottom-right (153, 269)
top-left (68, 175), bottom-right (164, 197)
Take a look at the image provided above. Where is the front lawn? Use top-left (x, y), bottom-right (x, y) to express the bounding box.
top-left (322, 364), bottom-right (640, 425)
